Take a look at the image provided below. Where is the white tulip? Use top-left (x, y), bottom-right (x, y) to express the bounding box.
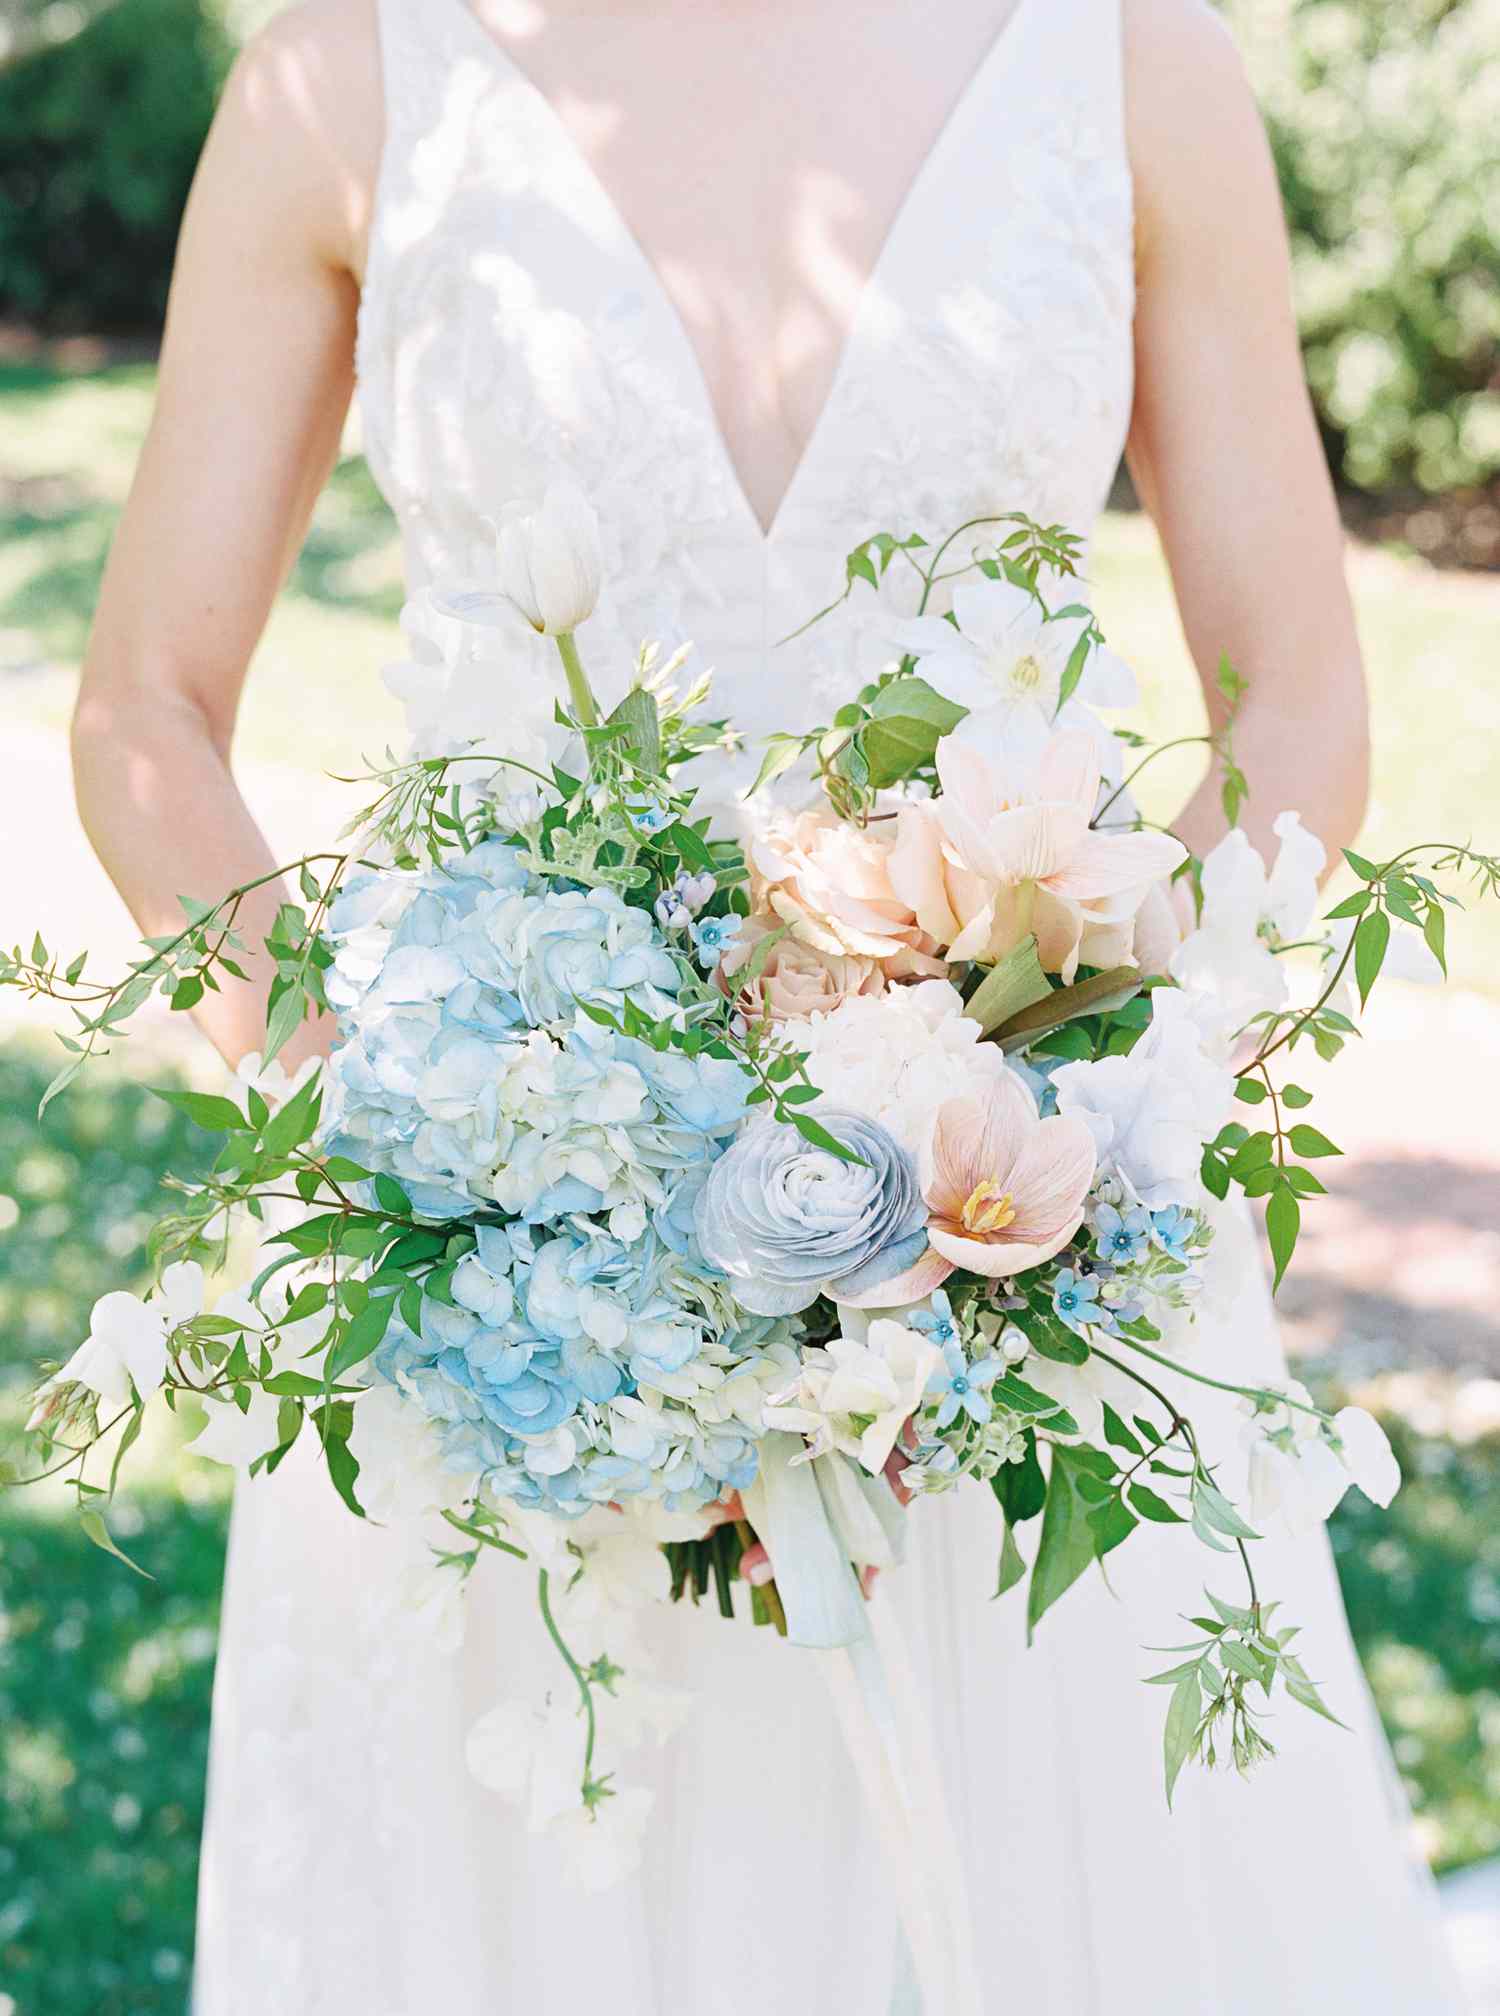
top-left (493, 480), bottom-right (603, 636)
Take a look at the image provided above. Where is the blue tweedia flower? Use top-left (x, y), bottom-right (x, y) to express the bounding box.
top-left (909, 1289), bottom-right (959, 1351)
top-left (1151, 1205), bottom-right (1196, 1263)
top-left (1092, 1202), bottom-right (1153, 1267)
top-left (690, 912), bottom-right (744, 970)
top-left (1052, 1268), bottom-right (1105, 1336)
top-left (628, 798), bottom-right (671, 834)
top-left (926, 1341), bottom-right (1006, 1429)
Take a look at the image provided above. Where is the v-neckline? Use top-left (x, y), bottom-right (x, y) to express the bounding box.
top-left (447, 0), bottom-right (1036, 543)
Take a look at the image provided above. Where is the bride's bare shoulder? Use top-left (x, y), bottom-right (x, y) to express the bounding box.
top-left (206, 0), bottom-right (383, 276)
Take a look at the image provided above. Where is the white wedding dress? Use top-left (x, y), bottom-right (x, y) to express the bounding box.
top-left (193, 2), bottom-right (1462, 2010)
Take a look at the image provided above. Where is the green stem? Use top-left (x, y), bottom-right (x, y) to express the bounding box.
top-left (1103, 1333), bottom-right (1327, 1422)
top-left (537, 1567), bottom-right (597, 1785)
top-left (555, 631), bottom-right (599, 729)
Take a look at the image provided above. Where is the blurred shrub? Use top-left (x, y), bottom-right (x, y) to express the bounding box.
top-left (1227, 0), bottom-right (1500, 495)
top-left (0, 0), bottom-right (232, 333)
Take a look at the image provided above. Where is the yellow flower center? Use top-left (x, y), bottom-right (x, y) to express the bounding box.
top-left (1008, 651), bottom-right (1045, 695)
top-left (960, 1179), bottom-right (1017, 1235)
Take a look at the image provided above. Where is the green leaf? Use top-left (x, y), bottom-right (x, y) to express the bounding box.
top-left (80, 1509), bottom-right (154, 1579)
top-left (319, 1423), bottom-right (365, 1518)
top-left (607, 687), bottom-right (662, 776)
top-left (374, 1173), bottom-right (412, 1216)
top-left (1193, 1479), bottom-right (1260, 1543)
top-left (1234, 1077), bottom-right (1267, 1105)
top-left (1100, 1402), bottom-right (1143, 1457)
top-left (1265, 1183), bottom-right (1301, 1291)
top-left (1127, 1482), bottom-right (1185, 1524)
top-left (1027, 1445), bottom-right (1121, 1640)
top-left (262, 1074), bottom-right (322, 1158)
top-left (867, 674), bottom-right (967, 735)
top-left (995, 1520), bottom-right (1027, 1598)
top-left (994, 967), bottom-right (1141, 1048)
top-left (991, 1431), bottom-right (1047, 1524)
top-left (964, 936), bottom-right (1051, 1035)
top-left (262, 977), bottom-right (307, 1065)
top-left (1342, 848), bottom-right (1380, 881)
top-left (1353, 909), bottom-right (1390, 1007)
top-left (1163, 1668), bottom-right (1201, 1807)
top-left (1280, 1083), bottom-right (1313, 1109)
top-left (1323, 890), bottom-right (1369, 921)
top-left (789, 1112), bottom-right (866, 1163)
top-left (1422, 902), bottom-right (1448, 976)
top-left (326, 1294), bottom-right (397, 1380)
top-left (153, 1088), bottom-right (249, 1133)
top-left (1287, 1124), bottom-right (1340, 1159)
top-left (1056, 627), bottom-right (1093, 713)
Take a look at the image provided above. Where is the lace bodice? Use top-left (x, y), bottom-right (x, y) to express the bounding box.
top-left (354, 0), bottom-right (1135, 779)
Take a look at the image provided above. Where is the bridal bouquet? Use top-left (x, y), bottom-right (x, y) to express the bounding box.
top-left (10, 485), bottom-right (1497, 1884)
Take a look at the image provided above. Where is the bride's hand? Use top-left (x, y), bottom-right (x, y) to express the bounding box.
top-left (719, 1437), bottom-right (915, 1598)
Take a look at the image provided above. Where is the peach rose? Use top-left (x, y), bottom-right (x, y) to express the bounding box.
top-left (750, 809), bottom-right (945, 980)
top-left (720, 916), bottom-right (888, 1020)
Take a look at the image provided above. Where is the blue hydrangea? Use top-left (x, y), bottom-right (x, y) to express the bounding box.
top-left (322, 846), bottom-right (787, 1512)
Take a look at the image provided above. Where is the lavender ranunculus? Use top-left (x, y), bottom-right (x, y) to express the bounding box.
top-left (693, 1110), bottom-right (929, 1317)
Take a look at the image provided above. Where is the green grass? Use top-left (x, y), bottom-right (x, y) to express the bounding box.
top-left (0, 1045), bottom-right (223, 2016)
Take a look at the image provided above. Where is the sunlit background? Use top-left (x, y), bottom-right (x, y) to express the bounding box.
top-left (0, 0), bottom-right (1497, 2010)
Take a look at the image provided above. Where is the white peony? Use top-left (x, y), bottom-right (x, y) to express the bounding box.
top-left (1051, 989), bottom-right (1234, 1209)
top-left (796, 979), bottom-right (1014, 1158)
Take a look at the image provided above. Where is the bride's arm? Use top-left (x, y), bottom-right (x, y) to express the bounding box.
top-left (1123, 0), bottom-right (1369, 867)
top-left (71, 2), bottom-right (380, 1069)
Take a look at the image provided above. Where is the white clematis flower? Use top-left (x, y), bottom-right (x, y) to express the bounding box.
top-left (893, 577), bottom-right (1136, 729)
top-left (51, 1261), bottom-right (204, 1409)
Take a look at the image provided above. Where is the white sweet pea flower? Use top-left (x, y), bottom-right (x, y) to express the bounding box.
top-left (466, 1694), bottom-right (662, 1890)
top-left (1170, 814), bottom-right (1326, 1053)
top-left (51, 1261), bottom-right (204, 1409)
top-left (191, 1283), bottom-right (344, 1477)
top-left (345, 1383), bottom-right (468, 1523)
top-left (232, 1049), bottom-right (320, 1111)
top-left (1052, 990), bottom-right (1234, 1209)
top-left (1242, 1386), bottom-right (1400, 1538)
top-left (550, 1784), bottom-right (655, 1893)
top-left (764, 1319), bottom-right (941, 1474)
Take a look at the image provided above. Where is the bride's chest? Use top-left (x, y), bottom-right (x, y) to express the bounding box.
top-left (356, 0), bottom-right (1136, 723)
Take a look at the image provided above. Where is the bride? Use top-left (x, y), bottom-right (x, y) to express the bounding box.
top-left (73, 0), bottom-right (1462, 2009)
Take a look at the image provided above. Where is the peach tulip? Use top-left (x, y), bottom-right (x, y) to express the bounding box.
top-left (888, 729), bottom-right (1186, 981)
top-left (836, 1072), bottom-right (1096, 1305)
top-left (923, 1078), bottom-right (1096, 1280)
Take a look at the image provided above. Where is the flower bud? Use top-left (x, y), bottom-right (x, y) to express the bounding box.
top-left (493, 480), bottom-right (603, 636)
